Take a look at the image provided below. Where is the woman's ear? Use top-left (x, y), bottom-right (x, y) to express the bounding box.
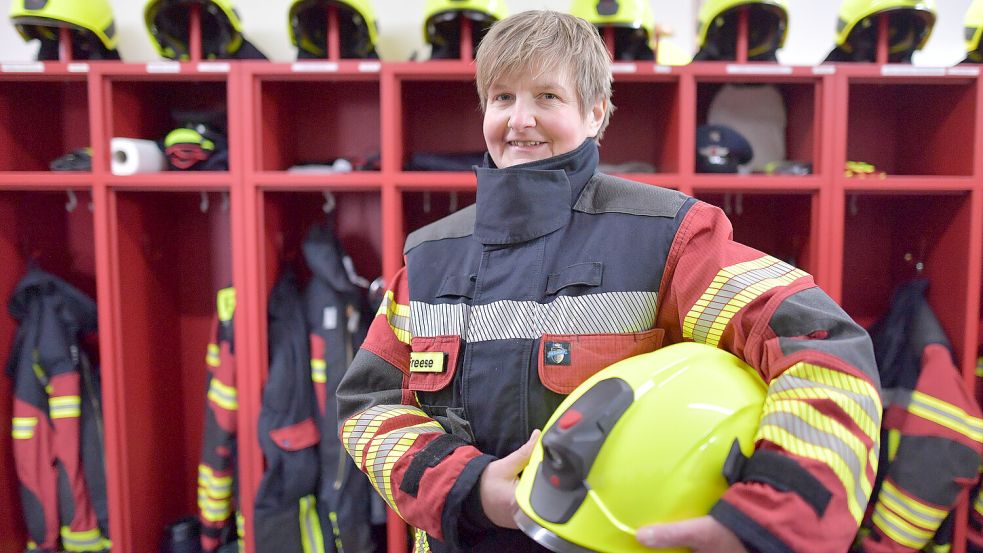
top-left (587, 97), bottom-right (607, 136)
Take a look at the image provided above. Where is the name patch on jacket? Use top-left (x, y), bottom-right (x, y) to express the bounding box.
top-left (544, 341), bottom-right (571, 366)
top-left (409, 352), bottom-right (446, 373)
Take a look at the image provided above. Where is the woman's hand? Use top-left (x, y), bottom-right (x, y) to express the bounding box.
top-left (479, 429), bottom-right (540, 528)
top-left (637, 516), bottom-right (748, 552)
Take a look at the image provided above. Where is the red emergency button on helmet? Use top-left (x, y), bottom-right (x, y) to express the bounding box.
top-left (557, 409), bottom-right (582, 430)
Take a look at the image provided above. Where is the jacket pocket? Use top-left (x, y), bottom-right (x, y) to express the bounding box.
top-left (538, 328), bottom-right (665, 394)
top-left (407, 335), bottom-right (461, 393)
top-left (437, 274), bottom-right (476, 300)
top-left (268, 417), bottom-right (320, 451)
top-left (546, 262), bottom-right (603, 295)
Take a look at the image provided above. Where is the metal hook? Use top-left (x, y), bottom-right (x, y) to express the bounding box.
top-left (422, 191), bottom-right (432, 214)
top-left (722, 193), bottom-right (732, 215)
top-left (322, 191), bottom-right (336, 214)
top-left (199, 191), bottom-right (209, 213)
top-left (220, 191), bottom-right (230, 212)
top-left (734, 193), bottom-right (744, 216)
top-left (65, 190), bottom-right (78, 213)
top-left (848, 194), bottom-right (859, 216)
top-left (449, 191), bottom-right (458, 213)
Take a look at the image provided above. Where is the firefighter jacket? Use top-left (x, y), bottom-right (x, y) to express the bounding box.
top-left (972, 354), bottom-right (983, 553)
top-left (336, 139), bottom-right (883, 553)
top-left (303, 223), bottom-right (380, 553)
top-left (198, 287), bottom-right (241, 552)
top-left (7, 267), bottom-right (110, 552)
top-left (854, 279), bottom-right (982, 553)
top-left (254, 270), bottom-right (325, 552)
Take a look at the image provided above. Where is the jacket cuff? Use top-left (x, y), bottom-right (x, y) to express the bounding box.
top-left (440, 453), bottom-right (497, 549)
top-left (710, 499), bottom-right (795, 553)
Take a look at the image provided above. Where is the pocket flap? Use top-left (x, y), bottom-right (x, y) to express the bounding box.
top-left (408, 335), bottom-right (461, 392)
top-left (546, 262), bottom-right (603, 295)
top-left (269, 417), bottom-right (320, 451)
top-left (437, 274), bottom-right (476, 299)
top-left (539, 328), bottom-right (664, 394)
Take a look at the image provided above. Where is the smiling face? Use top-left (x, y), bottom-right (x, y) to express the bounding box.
top-left (482, 67), bottom-right (606, 168)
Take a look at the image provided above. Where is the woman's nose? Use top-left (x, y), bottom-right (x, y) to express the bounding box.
top-left (508, 98), bottom-right (536, 130)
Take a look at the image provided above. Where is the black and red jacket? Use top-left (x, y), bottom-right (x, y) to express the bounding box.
top-left (337, 140), bottom-right (883, 553)
top-left (7, 267), bottom-right (110, 552)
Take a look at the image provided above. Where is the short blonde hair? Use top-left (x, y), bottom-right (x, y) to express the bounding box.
top-left (475, 10), bottom-right (615, 141)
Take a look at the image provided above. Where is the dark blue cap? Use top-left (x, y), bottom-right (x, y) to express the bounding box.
top-left (696, 124), bottom-right (754, 173)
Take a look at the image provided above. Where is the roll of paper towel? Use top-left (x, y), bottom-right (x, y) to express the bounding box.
top-left (110, 138), bottom-right (166, 175)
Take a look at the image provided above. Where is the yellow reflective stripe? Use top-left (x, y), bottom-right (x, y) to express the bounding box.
top-left (198, 464), bottom-right (233, 496)
top-left (683, 255), bottom-right (808, 347)
top-left (342, 405), bottom-right (433, 469)
top-left (976, 357), bottom-right (983, 378)
top-left (206, 343), bottom-right (221, 367)
top-left (413, 528), bottom-right (432, 553)
top-left (311, 358), bottom-right (327, 383)
top-left (299, 495), bottom-right (325, 553)
top-left (974, 489), bottom-right (983, 517)
top-left (207, 378), bottom-right (238, 411)
top-left (217, 287), bottom-right (236, 322)
top-left (12, 417), bottom-right (37, 439)
top-left (758, 424), bottom-right (867, 523)
top-left (872, 502), bottom-right (934, 549)
top-left (49, 395), bottom-right (82, 419)
top-left (764, 398), bottom-right (874, 499)
top-left (776, 362), bottom-right (881, 441)
top-left (877, 480), bottom-right (946, 529)
top-left (60, 526), bottom-right (111, 551)
top-left (908, 390), bottom-right (983, 442)
top-left (379, 290), bottom-right (412, 345)
top-left (329, 511), bottom-right (344, 553)
top-left (364, 420), bottom-right (445, 514)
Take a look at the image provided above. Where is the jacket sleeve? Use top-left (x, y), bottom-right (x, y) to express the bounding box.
top-left (656, 201), bottom-right (882, 553)
top-left (336, 267), bottom-right (495, 547)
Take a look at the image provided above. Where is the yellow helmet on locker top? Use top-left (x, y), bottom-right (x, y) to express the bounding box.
top-left (289, 0), bottom-right (379, 59)
top-left (514, 342), bottom-right (767, 553)
top-left (828, 0), bottom-right (935, 62)
top-left (9, 0), bottom-right (119, 60)
top-left (144, 0), bottom-right (263, 60)
top-left (423, 0), bottom-right (508, 59)
top-left (695, 0), bottom-right (788, 61)
top-left (569, 0), bottom-right (659, 61)
top-left (964, 0), bottom-right (983, 62)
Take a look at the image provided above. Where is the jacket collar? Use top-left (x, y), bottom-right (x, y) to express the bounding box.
top-left (473, 139), bottom-right (598, 245)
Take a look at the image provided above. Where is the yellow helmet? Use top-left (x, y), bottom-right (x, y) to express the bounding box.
top-left (9, 0), bottom-right (119, 60)
top-left (515, 343), bottom-right (766, 553)
top-left (423, 0), bottom-right (508, 59)
top-left (695, 0), bottom-right (788, 61)
top-left (829, 0), bottom-right (935, 62)
top-left (964, 0), bottom-right (983, 62)
top-left (144, 0), bottom-right (248, 60)
top-left (289, 0), bottom-right (379, 59)
top-left (569, 0), bottom-right (658, 61)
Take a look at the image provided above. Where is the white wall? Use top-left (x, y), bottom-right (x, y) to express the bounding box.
top-left (0, 0), bottom-right (975, 65)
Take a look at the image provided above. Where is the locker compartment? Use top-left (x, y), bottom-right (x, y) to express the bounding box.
top-left (600, 79), bottom-right (679, 173)
top-left (105, 80), bottom-right (229, 169)
top-left (108, 190), bottom-right (231, 551)
top-left (254, 78), bottom-right (381, 172)
top-left (401, 190), bottom-right (476, 239)
top-left (845, 81), bottom-right (976, 176)
top-left (262, 191), bottom-right (383, 296)
top-left (841, 193), bottom-right (972, 357)
top-left (400, 79), bottom-right (487, 170)
top-left (0, 79), bottom-right (89, 171)
top-left (696, 80), bottom-right (819, 175)
top-left (694, 192), bottom-right (816, 275)
top-left (0, 190), bottom-right (98, 553)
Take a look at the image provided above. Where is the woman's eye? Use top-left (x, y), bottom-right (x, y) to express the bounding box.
top-left (541, 92), bottom-right (559, 100)
top-left (494, 93), bottom-right (512, 102)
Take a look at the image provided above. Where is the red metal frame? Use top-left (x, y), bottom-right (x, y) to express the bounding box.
top-left (2, 16), bottom-right (983, 553)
